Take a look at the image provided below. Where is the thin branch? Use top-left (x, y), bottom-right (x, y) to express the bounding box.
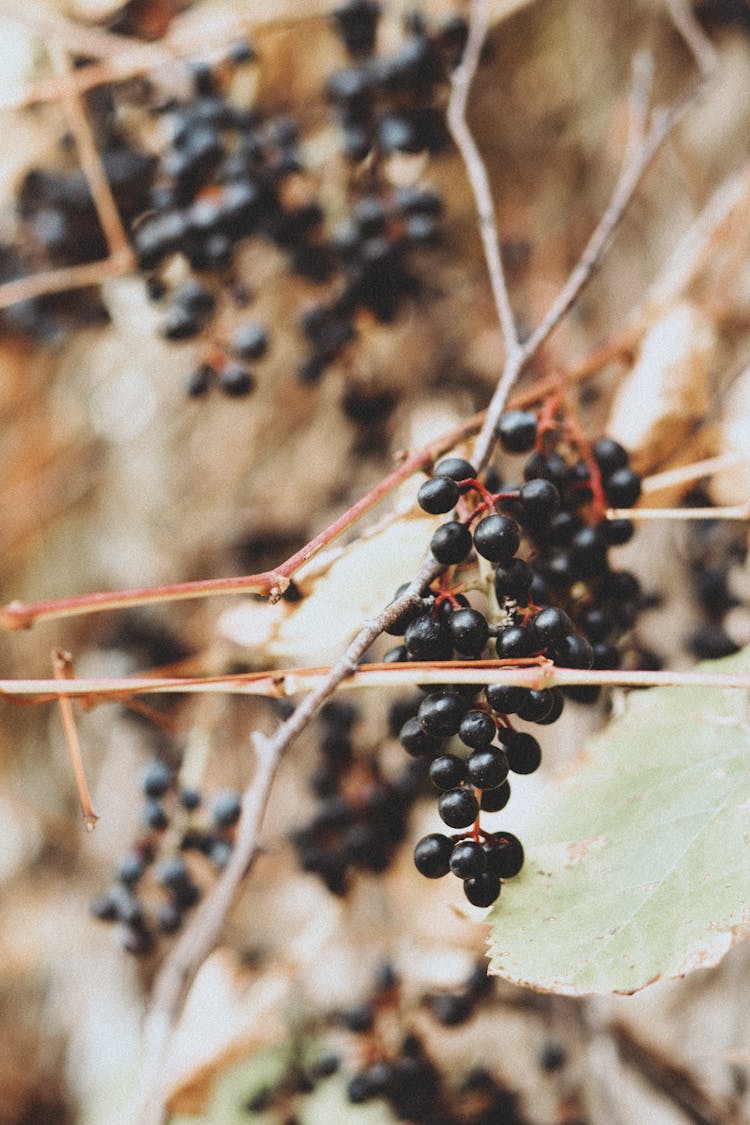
top-left (447, 0), bottom-right (519, 358)
top-left (0, 412), bottom-right (483, 630)
top-left (642, 452), bottom-right (750, 494)
top-left (609, 505), bottom-right (750, 521)
top-left (664, 0), bottom-right (719, 80)
top-left (0, 255), bottom-right (131, 310)
top-left (6, 661), bottom-right (750, 705)
top-left (132, 553), bottom-right (442, 1125)
top-left (467, 3), bottom-right (717, 472)
top-left (48, 43), bottom-right (133, 265)
top-left (611, 1019), bottom-right (740, 1125)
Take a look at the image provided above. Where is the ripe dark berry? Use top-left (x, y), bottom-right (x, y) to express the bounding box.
top-left (569, 525), bottom-right (607, 578)
top-left (517, 688), bottom-right (557, 723)
top-left (142, 759), bottom-right (172, 798)
top-left (417, 475), bottom-right (459, 514)
top-left (495, 624), bottom-right (534, 660)
top-left (417, 691), bottom-right (467, 737)
top-left (157, 901), bottom-right (182, 934)
top-left (212, 790), bottom-right (242, 827)
top-left (399, 716), bottom-right (443, 758)
top-left (494, 557), bottom-right (533, 603)
top-left (505, 732), bottom-right (542, 774)
top-left (472, 514), bottom-right (520, 563)
top-left (218, 362), bottom-right (255, 396)
top-left (158, 857), bottom-right (191, 891)
top-left (552, 632), bottom-right (595, 669)
top-left (534, 687), bottom-right (565, 725)
top-left (414, 832), bottom-right (453, 877)
top-left (449, 839), bottom-right (487, 879)
top-left (458, 709), bottom-right (496, 748)
top-left (484, 684), bottom-right (528, 714)
top-left (519, 478), bottom-right (560, 523)
top-left (592, 437), bottom-right (629, 474)
top-left (523, 450), bottom-right (567, 486)
top-left (480, 779), bottom-right (511, 811)
top-left (463, 872), bottom-right (501, 907)
top-left (448, 607), bottom-right (489, 656)
top-left (179, 788), bottom-right (201, 810)
top-left (384, 582), bottom-right (424, 636)
top-left (433, 457), bottom-right (476, 490)
top-left (142, 799), bottom-right (169, 830)
top-left (529, 606), bottom-right (574, 649)
top-left (230, 322), bottom-right (268, 359)
top-left (430, 520), bottom-right (472, 564)
top-left (467, 746), bottom-right (509, 789)
top-left (118, 852), bottom-right (146, 886)
top-left (604, 467), bottom-right (642, 507)
top-left (429, 753), bottom-right (468, 790)
top-left (186, 363), bottom-right (215, 396)
top-left (438, 787), bottom-right (479, 828)
top-left (496, 409), bottom-right (538, 453)
top-left (404, 613), bottom-right (452, 660)
top-left (429, 992), bottom-right (473, 1026)
top-left (484, 832), bottom-right (524, 878)
top-left (603, 517), bottom-right (635, 546)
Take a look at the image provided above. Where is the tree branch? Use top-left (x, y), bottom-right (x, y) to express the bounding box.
top-left (131, 553), bottom-right (442, 1125)
top-left (462, 1), bottom-right (717, 474)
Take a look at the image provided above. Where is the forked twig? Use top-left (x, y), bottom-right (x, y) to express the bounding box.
top-left (458, 0), bottom-right (716, 473)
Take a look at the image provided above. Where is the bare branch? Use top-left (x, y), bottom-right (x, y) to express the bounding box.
top-left (7, 661), bottom-right (750, 705)
top-left (447, 0), bottom-right (519, 358)
top-left (467, 5), bottom-right (717, 472)
top-left (0, 412), bottom-right (483, 630)
top-left (132, 553), bottom-right (442, 1125)
top-left (0, 254), bottom-right (131, 310)
top-left (611, 1019), bottom-right (741, 1125)
top-left (642, 452), bottom-right (750, 494)
top-left (48, 44), bottom-right (133, 265)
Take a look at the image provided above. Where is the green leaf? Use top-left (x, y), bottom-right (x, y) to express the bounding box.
top-left (487, 647), bottom-right (750, 995)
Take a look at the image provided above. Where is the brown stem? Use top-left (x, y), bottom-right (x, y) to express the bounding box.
top-left (132, 554), bottom-right (442, 1125)
top-left (48, 44), bottom-right (133, 265)
top-left (6, 662), bottom-right (750, 705)
top-left (611, 1019), bottom-right (740, 1125)
top-left (52, 649), bottom-right (98, 830)
top-left (447, 0), bottom-right (519, 357)
top-left (0, 412), bottom-right (483, 630)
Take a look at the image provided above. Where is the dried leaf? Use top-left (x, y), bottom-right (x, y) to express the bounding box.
top-left (606, 301), bottom-right (717, 474)
top-left (217, 513), bottom-right (438, 666)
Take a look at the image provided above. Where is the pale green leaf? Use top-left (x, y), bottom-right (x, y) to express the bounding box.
top-left (487, 648), bottom-right (750, 995)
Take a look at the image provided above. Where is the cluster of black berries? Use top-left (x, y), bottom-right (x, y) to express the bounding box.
top-left (423, 959), bottom-right (494, 1026)
top-left (1, 85), bottom-right (156, 341)
top-left (386, 407), bottom-right (645, 907)
top-left (242, 964), bottom-right (526, 1124)
top-left (682, 488), bottom-right (745, 660)
top-left (90, 757), bottom-right (242, 953)
top-left (298, 182), bottom-right (444, 382)
top-left (290, 701), bottom-right (422, 895)
top-left (327, 5), bottom-right (466, 161)
top-left (4, 11), bottom-right (454, 400)
top-left (338, 963), bottom-right (527, 1124)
